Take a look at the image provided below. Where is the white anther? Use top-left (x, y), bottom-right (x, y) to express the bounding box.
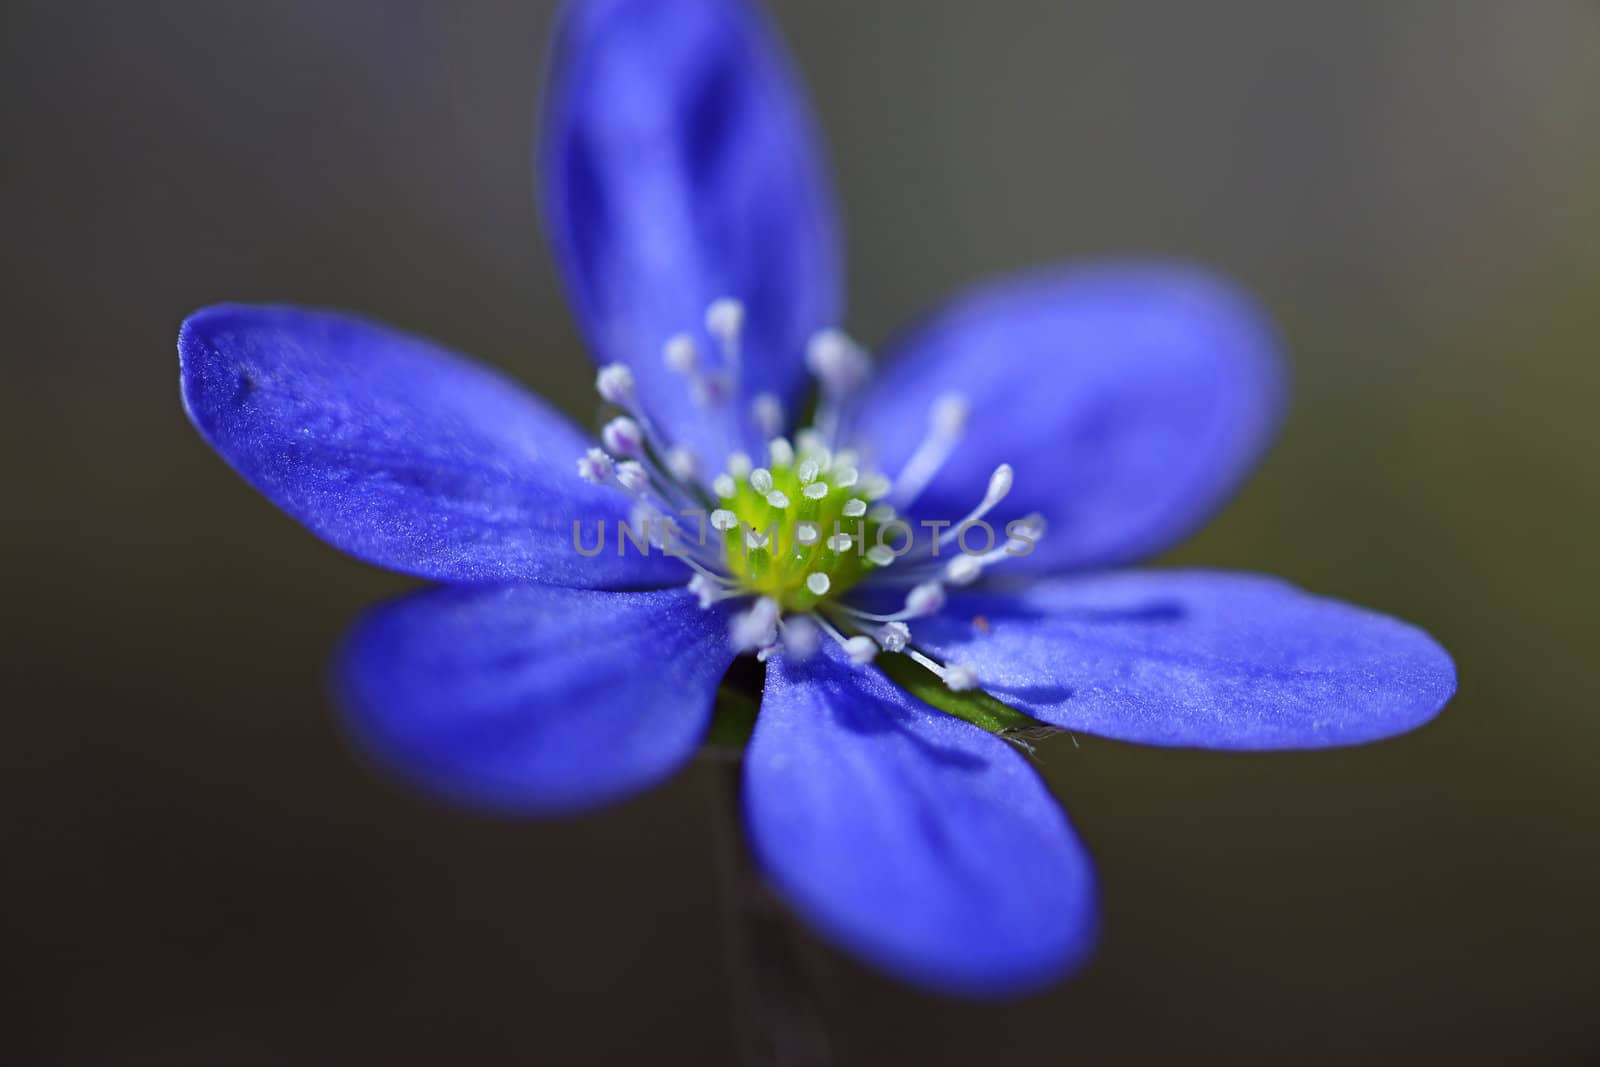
top-left (601, 416), bottom-right (644, 458)
top-left (614, 460), bottom-right (649, 495)
top-left (595, 363), bottom-right (636, 406)
top-left (576, 448), bottom-right (613, 484)
top-left (727, 451), bottom-right (753, 478)
top-left (768, 437), bottom-right (795, 468)
top-left (795, 430), bottom-right (829, 460)
top-left (688, 573), bottom-right (721, 609)
top-left (833, 466), bottom-right (860, 490)
top-left (797, 459), bottom-right (821, 485)
top-left (866, 545), bottom-right (896, 567)
top-left (831, 449), bottom-right (860, 472)
top-left (843, 635), bottom-right (879, 666)
top-left (877, 621), bottom-right (911, 653)
top-left (710, 509), bottom-right (739, 532)
top-left (859, 473), bottom-right (892, 499)
top-left (751, 393), bottom-right (784, 436)
top-left (750, 468), bottom-right (774, 494)
top-left (663, 334), bottom-right (699, 374)
top-left (802, 482), bottom-right (829, 500)
top-left (730, 597), bottom-right (780, 651)
top-left (745, 528), bottom-right (770, 551)
top-left (805, 329), bottom-right (871, 394)
top-left (826, 533), bottom-right (853, 552)
top-left (806, 572), bottom-right (832, 596)
top-left (796, 522), bottom-right (820, 546)
top-left (868, 504), bottom-right (897, 523)
top-left (943, 663), bottom-right (979, 691)
top-left (766, 490), bottom-right (791, 509)
top-left (945, 554), bottom-right (983, 586)
top-left (666, 447), bottom-right (699, 481)
top-left (984, 463), bottom-right (1014, 507)
top-left (931, 392), bottom-right (971, 439)
top-left (629, 502), bottom-right (668, 549)
top-left (782, 616), bottom-right (821, 661)
top-left (706, 298), bottom-right (746, 347)
top-left (713, 474), bottom-right (737, 499)
top-left (906, 582), bottom-right (947, 618)
top-left (842, 498), bottom-right (867, 518)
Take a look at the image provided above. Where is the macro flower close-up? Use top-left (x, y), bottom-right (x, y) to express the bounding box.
top-left (21, 0), bottom-right (1600, 1063)
top-left (176, 0), bottom-right (1455, 999)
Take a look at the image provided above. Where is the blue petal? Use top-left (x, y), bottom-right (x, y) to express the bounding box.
top-left (853, 262), bottom-right (1285, 572)
top-left (337, 585), bottom-right (734, 814)
top-left (540, 0), bottom-right (842, 470)
top-left (914, 570), bottom-right (1457, 750)
top-left (744, 644), bottom-right (1098, 997)
top-left (180, 303), bottom-right (681, 587)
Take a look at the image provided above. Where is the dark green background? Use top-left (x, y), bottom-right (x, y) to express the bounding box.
top-left (4, 1), bottom-right (1597, 1063)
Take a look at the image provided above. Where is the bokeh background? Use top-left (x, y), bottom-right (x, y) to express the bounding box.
top-left (4, 1), bottom-right (1598, 1063)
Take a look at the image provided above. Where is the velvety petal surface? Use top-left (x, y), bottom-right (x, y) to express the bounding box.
top-left (853, 263), bottom-right (1286, 572)
top-left (180, 304), bottom-right (679, 587)
top-left (540, 0), bottom-right (842, 470)
top-left (338, 585), bottom-right (733, 814)
top-left (912, 570), bottom-right (1456, 749)
top-left (744, 644), bottom-right (1098, 997)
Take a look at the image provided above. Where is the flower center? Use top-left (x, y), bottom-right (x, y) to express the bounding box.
top-left (708, 437), bottom-right (893, 612)
top-left (575, 296), bottom-right (1046, 690)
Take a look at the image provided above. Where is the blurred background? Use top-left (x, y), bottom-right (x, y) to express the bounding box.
top-left (3, 0), bottom-right (1597, 1063)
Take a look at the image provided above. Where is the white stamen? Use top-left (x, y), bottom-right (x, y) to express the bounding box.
top-left (877, 621), bottom-right (911, 652)
top-left (842, 498), bottom-right (867, 518)
top-left (891, 391), bottom-right (971, 507)
top-left (663, 334), bottom-right (699, 375)
top-left (906, 582), bottom-right (947, 617)
top-left (781, 615), bottom-right (821, 660)
top-left (706, 298), bottom-right (746, 352)
top-left (826, 533), bottom-right (853, 552)
top-left (745, 529), bottom-right (770, 551)
top-left (802, 482), bottom-right (829, 500)
top-left (576, 448), bottom-right (613, 484)
top-left (688, 573), bottom-right (722, 609)
top-left (804, 329), bottom-right (871, 394)
top-left (614, 460), bottom-right (649, 495)
top-left (859, 473), bottom-right (891, 499)
top-left (936, 463), bottom-right (1015, 550)
top-left (768, 437), bottom-right (795, 468)
top-left (710, 509), bottom-right (739, 532)
top-left (795, 430), bottom-right (829, 460)
top-left (595, 363), bottom-right (636, 406)
top-left (727, 451), bottom-right (753, 478)
top-left (806, 572), bottom-right (831, 596)
top-left (797, 459), bottom-right (820, 485)
top-left (666, 447), bottom-right (699, 482)
top-left (713, 474), bottom-right (737, 499)
top-left (601, 416), bottom-right (644, 458)
top-left (867, 503), bottom-right (896, 523)
top-left (866, 545), bottom-right (895, 567)
top-left (730, 597), bottom-right (780, 651)
top-left (796, 522), bottom-right (820, 546)
top-left (833, 466), bottom-right (860, 490)
top-left (945, 554), bottom-right (983, 586)
top-left (943, 663), bottom-right (979, 691)
top-left (843, 635), bottom-right (879, 666)
top-left (751, 393), bottom-right (784, 436)
top-left (750, 468), bottom-right (774, 495)
top-left (766, 490), bottom-right (791, 509)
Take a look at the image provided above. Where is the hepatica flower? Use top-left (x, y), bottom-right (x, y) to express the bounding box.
top-left (178, 0), bottom-right (1456, 997)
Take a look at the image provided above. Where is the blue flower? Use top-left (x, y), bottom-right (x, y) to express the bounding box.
top-left (177, 0), bottom-right (1455, 997)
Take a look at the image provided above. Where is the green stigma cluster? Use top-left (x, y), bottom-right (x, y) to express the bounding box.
top-left (710, 441), bottom-right (895, 613)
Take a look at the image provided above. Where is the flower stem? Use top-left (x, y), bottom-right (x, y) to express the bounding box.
top-left (708, 755), bottom-right (832, 1067)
